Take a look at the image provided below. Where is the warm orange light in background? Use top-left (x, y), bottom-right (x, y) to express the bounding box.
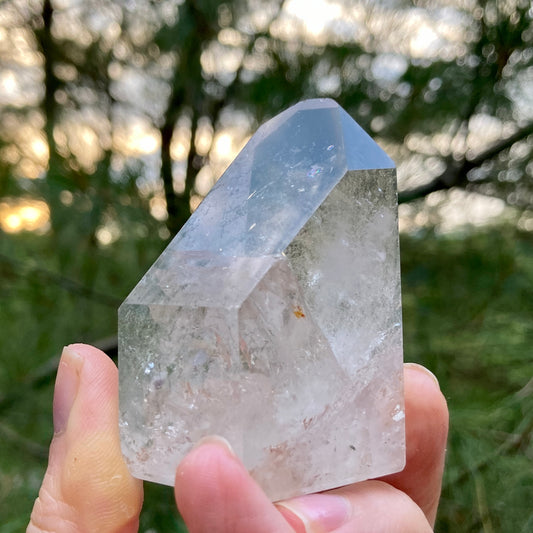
top-left (30, 137), bottom-right (47, 159)
top-left (114, 122), bottom-right (160, 156)
top-left (0, 70), bottom-right (17, 93)
top-left (0, 199), bottom-right (50, 233)
top-left (213, 132), bottom-right (233, 159)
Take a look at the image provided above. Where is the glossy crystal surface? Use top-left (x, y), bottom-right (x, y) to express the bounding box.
top-left (119, 99), bottom-right (405, 501)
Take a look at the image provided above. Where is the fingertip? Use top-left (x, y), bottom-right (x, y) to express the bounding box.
top-left (404, 362), bottom-right (440, 390)
top-left (65, 343), bottom-right (119, 436)
top-left (175, 438), bottom-right (240, 515)
top-left (191, 435), bottom-right (236, 455)
top-left (404, 362), bottom-right (449, 449)
top-left (66, 343), bottom-right (117, 375)
top-left (175, 438), bottom-right (292, 533)
top-left (66, 342), bottom-right (107, 358)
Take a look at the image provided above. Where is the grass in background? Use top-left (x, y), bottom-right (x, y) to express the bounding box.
top-left (0, 225), bottom-right (531, 532)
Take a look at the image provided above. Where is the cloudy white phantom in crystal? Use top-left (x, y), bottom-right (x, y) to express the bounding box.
top-left (118, 98), bottom-right (405, 501)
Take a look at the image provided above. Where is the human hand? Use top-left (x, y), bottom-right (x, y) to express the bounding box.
top-left (28, 344), bottom-right (448, 532)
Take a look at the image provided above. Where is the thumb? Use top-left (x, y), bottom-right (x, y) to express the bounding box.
top-left (28, 344), bottom-right (143, 533)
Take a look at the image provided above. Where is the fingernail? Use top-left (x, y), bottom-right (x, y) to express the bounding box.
top-left (405, 362), bottom-right (440, 390)
top-left (192, 435), bottom-right (236, 457)
top-left (53, 345), bottom-right (83, 434)
top-left (277, 493), bottom-right (351, 533)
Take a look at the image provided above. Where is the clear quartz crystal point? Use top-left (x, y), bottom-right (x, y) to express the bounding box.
top-left (119, 98), bottom-right (405, 501)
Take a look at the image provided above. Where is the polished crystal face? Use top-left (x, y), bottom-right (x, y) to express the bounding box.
top-left (119, 99), bottom-right (405, 501)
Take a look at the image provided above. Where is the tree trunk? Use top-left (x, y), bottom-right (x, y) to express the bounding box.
top-left (37, 0), bottom-right (60, 176)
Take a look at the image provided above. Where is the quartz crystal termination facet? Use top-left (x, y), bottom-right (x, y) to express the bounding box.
top-left (119, 98), bottom-right (405, 501)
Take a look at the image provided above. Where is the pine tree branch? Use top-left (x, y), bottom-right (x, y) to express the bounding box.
top-left (398, 122), bottom-right (533, 204)
top-left (0, 336), bottom-right (117, 414)
top-left (0, 253), bottom-right (121, 307)
top-left (0, 420), bottom-right (48, 459)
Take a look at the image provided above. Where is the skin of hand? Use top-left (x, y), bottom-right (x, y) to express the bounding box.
top-left (28, 343), bottom-right (448, 533)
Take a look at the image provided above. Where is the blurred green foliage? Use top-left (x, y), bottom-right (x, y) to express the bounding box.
top-left (1, 224), bottom-right (532, 531)
top-left (401, 227), bottom-right (533, 532)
